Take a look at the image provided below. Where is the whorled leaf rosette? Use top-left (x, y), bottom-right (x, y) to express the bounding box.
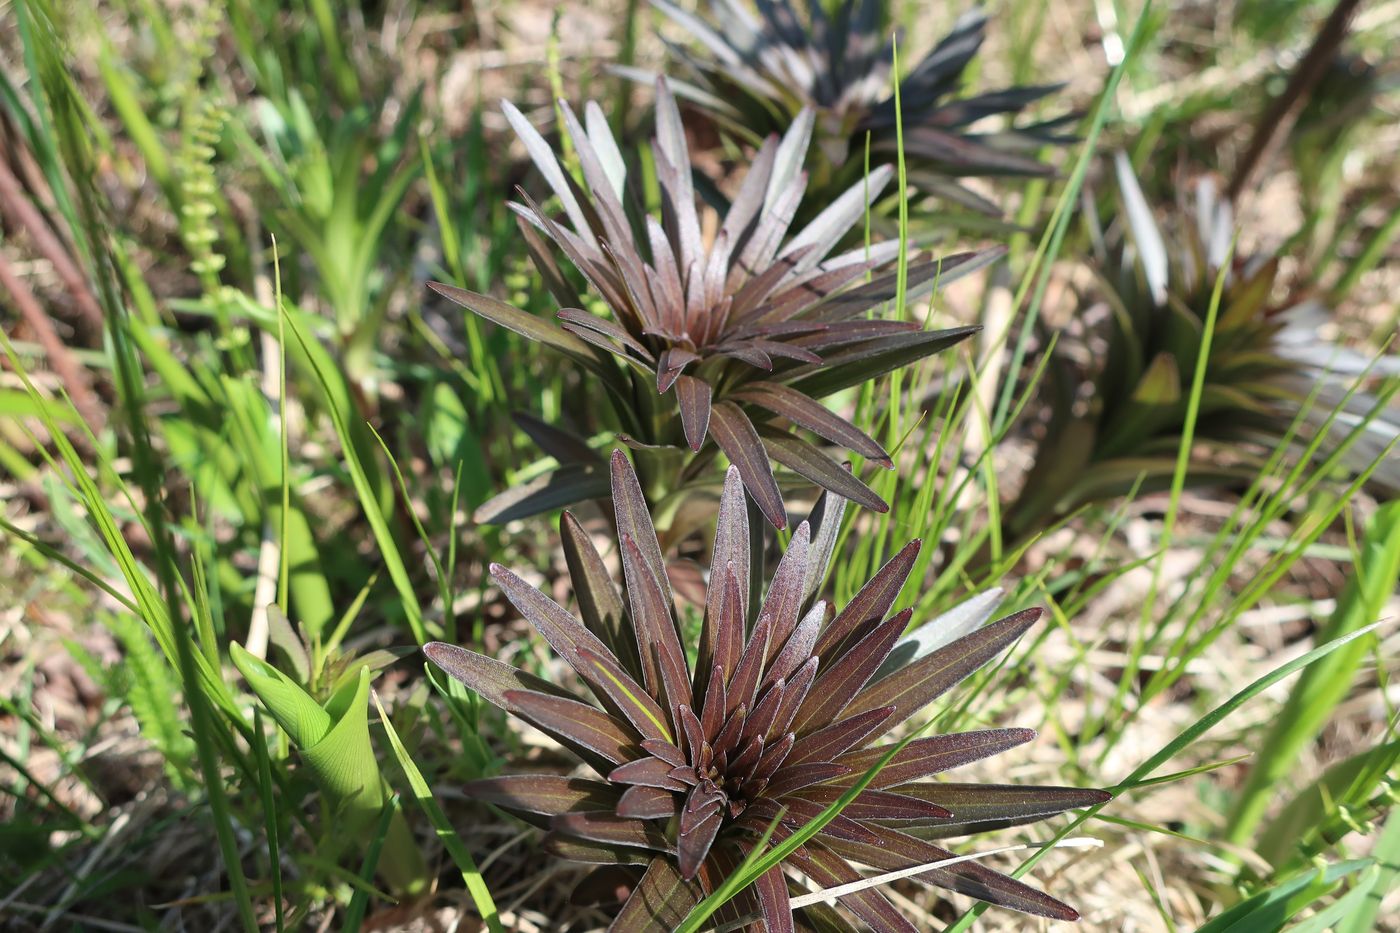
top-left (426, 451), bottom-right (1109, 930)
top-left (431, 78), bottom-right (999, 529)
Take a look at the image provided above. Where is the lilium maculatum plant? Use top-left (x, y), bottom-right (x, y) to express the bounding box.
top-left (426, 451), bottom-right (1109, 930)
top-left (430, 79), bottom-right (997, 529)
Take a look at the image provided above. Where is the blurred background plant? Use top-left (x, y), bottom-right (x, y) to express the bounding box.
top-left (0, 0), bottom-right (1398, 929)
top-left (622, 0), bottom-right (1073, 230)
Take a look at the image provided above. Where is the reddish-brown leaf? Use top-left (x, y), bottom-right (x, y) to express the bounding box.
top-left (791, 785), bottom-right (952, 821)
top-left (463, 775), bottom-right (620, 816)
top-left (759, 520), bottom-right (811, 665)
top-left (610, 450), bottom-right (672, 605)
top-left (895, 782), bottom-right (1112, 835)
top-left (612, 856), bottom-right (700, 932)
top-left (823, 824), bottom-right (1080, 921)
top-left (813, 540), bottom-right (921, 659)
top-left (780, 837), bottom-right (918, 933)
top-left (754, 864), bottom-right (795, 933)
top-left (844, 608), bottom-right (1041, 729)
top-left (710, 401), bottom-right (787, 529)
top-left (620, 534), bottom-right (692, 717)
top-left (423, 642), bottom-right (573, 712)
top-left (833, 729), bottom-right (1037, 788)
top-left (764, 762), bottom-right (852, 797)
top-left (732, 381), bottom-right (890, 464)
top-left (561, 512), bottom-right (638, 678)
top-left (674, 374), bottom-right (713, 451)
top-left (617, 784), bottom-right (679, 819)
top-left (786, 706), bottom-right (894, 767)
top-left (609, 757), bottom-right (690, 791)
top-left (505, 689), bottom-right (642, 766)
top-left (761, 431), bottom-right (889, 512)
top-left (554, 811), bottom-right (671, 854)
top-left (792, 609), bottom-right (912, 735)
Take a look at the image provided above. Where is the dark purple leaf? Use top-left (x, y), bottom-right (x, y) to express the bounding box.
top-left (610, 856), bottom-right (704, 932)
top-left (787, 706), bottom-right (894, 767)
top-left (765, 762), bottom-right (852, 797)
top-left (492, 561), bottom-right (670, 741)
top-left (617, 784), bottom-right (679, 819)
top-left (834, 729), bottom-right (1037, 788)
top-left (727, 610), bottom-right (772, 715)
top-left (710, 401), bottom-right (787, 529)
top-left (473, 465), bottom-right (610, 524)
top-left (701, 468), bottom-right (750, 682)
top-left (505, 689), bottom-right (641, 766)
top-left (610, 757), bottom-right (690, 791)
top-left (758, 520), bottom-right (810, 662)
top-left (844, 608), bottom-right (1041, 729)
top-left (675, 375), bottom-right (712, 451)
top-left (743, 796), bottom-right (877, 845)
top-left (781, 837), bottom-right (918, 933)
top-left (463, 775), bottom-right (620, 816)
top-left (423, 642), bottom-right (573, 712)
top-left (763, 600), bottom-right (821, 690)
top-left (515, 214), bottom-right (581, 309)
top-left (793, 609), bottom-right (911, 735)
top-left (785, 326), bottom-right (981, 400)
top-left (428, 281), bottom-right (597, 363)
top-left (794, 318), bottom-right (922, 350)
top-left (712, 703), bottom-right (748, 760)
top-left (823, 824), bottom-right (1079, 921)
top-left (792, 785), bottom-right (952, 821)
top-left (610, 450), bottom-right (673, 605)
top-left (749, 732), bottom-right (796, 786)
top-left (760, 431), bottom-right (889, 513)
top-left (803, 487), bottom-right (848, 605)
top-left (640, 738), bottom-right (686, 768)
top-left (513, 412), bottom-right (601, 466)
top-left (808, 250), bottom-right (1006, 323)
top-left (620, 534), bottom-right (692, 716)
top-left (557, 307), bottom-right (654, 360)
top-left (750, 338), bottom-right (822, 364)
top-left (560, 512), bottom-right (639, 679)
top-left (755, 864), bottom-right (795, 933)
top-left (896, 783), bottom-right (1112, 835)
top-left (542, 833), bottom-right (651, 865)
top-left (553, 811), bottom-right (671, 853)
top-left (732, 381), bottom-right (890, 465)
top-left (768, 656), bottom-right (818, 740)
top-left (657, 347), bottom-right (701, 392)
top-left (677, 798), bottom-right (724, 878)
top-left (813, 541), bottom-right (921, 659)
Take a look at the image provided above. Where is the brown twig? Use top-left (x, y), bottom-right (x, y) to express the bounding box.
top-left (1227, 0), bottom-right (1365, 202)
top-left (0, 250), bottom-right (105, 430)
top-left (0, 153), bottom-right (106, 339)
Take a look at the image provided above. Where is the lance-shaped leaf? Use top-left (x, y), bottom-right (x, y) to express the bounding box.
top-left (464, 775), bottom-right (622, 817)
top-left (843, 608), bottom-right (1041, 729)
top-left (710, 402), bottom-right (786, 529)
top-left (834, 729), bottom-right (1038, 789)
top-left (898, 783), bottom-right (1113, 837)
top-left (824, 824), bottom-right (1080, 921)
